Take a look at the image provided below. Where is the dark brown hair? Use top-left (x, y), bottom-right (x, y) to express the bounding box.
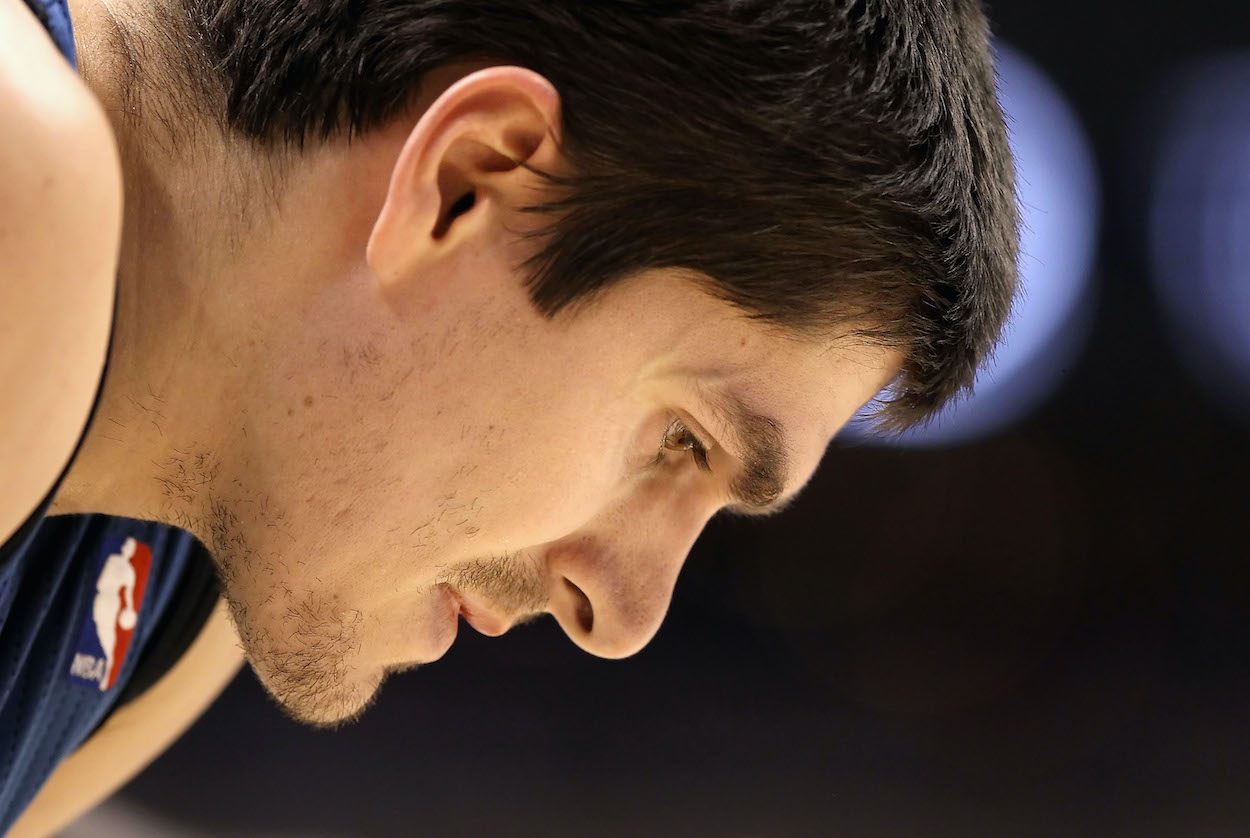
top-left (180, 0), bottom-right (1020, 432)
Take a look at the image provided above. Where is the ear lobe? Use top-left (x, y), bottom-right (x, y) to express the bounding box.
top-left (365, 66), bottom-right (563, 288)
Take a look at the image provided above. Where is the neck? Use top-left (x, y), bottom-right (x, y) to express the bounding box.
top-left (50, 0), bottom-right (260, 543)
top-left (50, 0), bottom-right (419, 547)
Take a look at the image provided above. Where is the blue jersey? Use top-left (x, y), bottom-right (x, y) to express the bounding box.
top-left (0, 1), bottom-right (221, 828)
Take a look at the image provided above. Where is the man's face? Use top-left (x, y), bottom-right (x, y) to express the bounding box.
top-left (178, 67), bottom-right (901, 727)
top-left (207, 261), bottom-right (899, 726)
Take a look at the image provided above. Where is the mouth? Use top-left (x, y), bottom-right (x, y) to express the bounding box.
top-left (446, 586), bottom-right (509, 637)
top-left (441, 585), bottom-right (463, 650)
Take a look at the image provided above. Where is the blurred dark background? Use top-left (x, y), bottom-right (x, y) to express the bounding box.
top-left (83, 2), bottom-right (1250, 836)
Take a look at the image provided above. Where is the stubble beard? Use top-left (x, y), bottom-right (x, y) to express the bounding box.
top-left (204, 494), bottom-right (380, 729)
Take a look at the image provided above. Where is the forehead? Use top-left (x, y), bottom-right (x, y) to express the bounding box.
top-left (569, 268), bottom-right (903, 432)
top-left (645, 282), bottom-right (899, 413)
top-left (684, 327), bottom-right (901, 450)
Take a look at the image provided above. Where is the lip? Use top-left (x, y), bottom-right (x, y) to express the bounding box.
top-left (424, 584), bottom-right (460, 661)
top-left (447, 586), bottom-right (509, 637)
top-left (437, 585), bottom-right (462, 655)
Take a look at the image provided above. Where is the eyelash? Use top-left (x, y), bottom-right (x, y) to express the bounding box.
top-left (654, 416), bottom-right (714, 474)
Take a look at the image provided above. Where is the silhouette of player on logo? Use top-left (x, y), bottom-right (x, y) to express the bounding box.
top-left (92, 537), bottom-right (139, 689)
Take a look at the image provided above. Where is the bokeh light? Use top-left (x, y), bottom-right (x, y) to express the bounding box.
top-left (1149, 53), bottom-right (1250, 418)
top-left (842, 43), bottom-right (1101, 448)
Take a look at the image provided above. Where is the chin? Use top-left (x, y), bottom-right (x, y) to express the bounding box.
top-left (253, 654), bottom-right (386, 730)
top-left (219, 582), bottom-right (385, 729)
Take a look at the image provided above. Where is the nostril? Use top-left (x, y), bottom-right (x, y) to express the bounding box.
top-left (564, 577), bottom-right (593, 634)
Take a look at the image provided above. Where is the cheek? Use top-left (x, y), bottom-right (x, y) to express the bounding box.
top-left (474, 410), bottom-right (637, 547)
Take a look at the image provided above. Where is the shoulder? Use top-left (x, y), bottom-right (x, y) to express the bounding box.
top-left (0, 0), bottom-right (122, 546)
top-left (0, 0), bottom-right (122, 279)
top-left (6, 598), bottom-right (245, 838)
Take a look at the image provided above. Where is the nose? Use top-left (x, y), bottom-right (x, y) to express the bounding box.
top-left (544, 499), bottom-right (712, 659)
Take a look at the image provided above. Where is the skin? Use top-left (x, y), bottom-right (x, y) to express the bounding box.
top-left (49, 0), bottom-right (903, 727)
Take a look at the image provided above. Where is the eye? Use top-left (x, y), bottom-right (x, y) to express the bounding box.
top-left (654, 416), bottom-right (714, 474)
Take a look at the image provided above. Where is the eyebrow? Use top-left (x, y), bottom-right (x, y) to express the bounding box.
top-left (696, 383), bottom-right (799, 518)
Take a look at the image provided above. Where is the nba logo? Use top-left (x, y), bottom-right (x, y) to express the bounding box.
top-left (68, 536), bottom-right (152, 691)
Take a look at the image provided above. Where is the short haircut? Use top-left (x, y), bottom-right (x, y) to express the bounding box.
top-left (177, 0), bottom-right (1021, 432)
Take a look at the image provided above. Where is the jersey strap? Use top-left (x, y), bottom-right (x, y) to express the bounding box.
top-left (20, 0), bottom-right (77, 67)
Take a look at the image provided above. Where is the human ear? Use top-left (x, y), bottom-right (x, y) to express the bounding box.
top-left (365, 66), bottom-right (563, 289)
